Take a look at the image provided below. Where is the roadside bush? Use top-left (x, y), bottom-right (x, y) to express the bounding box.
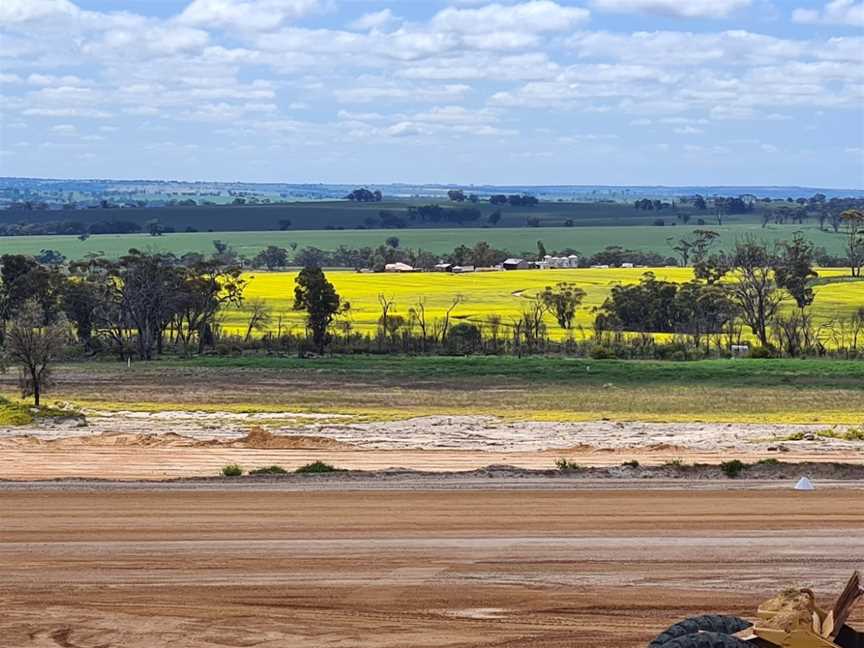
top-left (654, 342), bottom-right (692, 361)
top-left (214, 341), bottom-right (244, 357)
top-left (446, 323), bottom-right (482, 355)
top-left (221, 464), bottom-right (243, 477)
top-left (249, 465), bottom-right (288, 475)
top-left (555, 458), bottom-right (582, 471)
top-left (589, 345), bottom-right (616, 359)
top-left (842, 427), bottom-right (864, 441)
top-left (720, 459), bottom-right (746, 478)
top-left (295, 460), bottom-right (340, 474)
top-left (747, 346), bottom-right (776, 359)
top-left (756, 458), bottom-right (781, 466)
top-left (621, 460), bottom-right (640, 468)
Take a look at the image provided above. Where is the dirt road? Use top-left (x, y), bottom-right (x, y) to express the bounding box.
top-left (2, 486), bottom-right (862, 647)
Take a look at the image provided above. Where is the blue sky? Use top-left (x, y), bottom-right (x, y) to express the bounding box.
top-left (1, 0), bottom-right (862, 187)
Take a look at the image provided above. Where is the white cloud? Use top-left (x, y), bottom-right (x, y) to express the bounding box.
top-left (411, 105), bottom-right (499, 125)
top-left (569, 30), bottom-right (805, 66)
top-left (0, 0), bottom-right (78, 24)
top-left (23, 107), bottom-right (111, 118)
top-left (335, 82), bottom-right (471, 104)
top-left (83, 25), bottom-right (209, 55)
top-left (792, 1), bottom-right (864, 26)
top-left (51, 123), bottom-right (77, 135)
top-left (431, 1), bottom-right (590, 33)
top-left (27, 73), bottom-right (84, 86)
top-left (398, 52), bottom-right (559, 81)
top-left (350, 9), bottom-right (398, 31)
top-left (590, 0), bottom-right (750, 18)
top-left (338, 104), bottom-right (514, 141)
top-left (177, 0), bottom-right (320, 31)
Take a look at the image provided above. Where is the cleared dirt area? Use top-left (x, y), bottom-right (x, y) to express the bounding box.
top-left (2, 411), bottom-right (862, 479)
top-left (1, 486), bottom-right (862, 648)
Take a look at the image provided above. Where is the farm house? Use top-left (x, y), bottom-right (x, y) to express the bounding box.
top-left (502, 258), bottom-right (529, 270)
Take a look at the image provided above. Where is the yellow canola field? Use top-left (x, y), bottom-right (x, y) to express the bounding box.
top-left (222, 267), bottom-right (863, 339)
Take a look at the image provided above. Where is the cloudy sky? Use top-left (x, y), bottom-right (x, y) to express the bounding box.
top-left (1, 0), bottom-right (862, 187)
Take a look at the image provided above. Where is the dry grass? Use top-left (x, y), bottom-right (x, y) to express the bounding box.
top-left (19, 369), bottom-right (864, 425)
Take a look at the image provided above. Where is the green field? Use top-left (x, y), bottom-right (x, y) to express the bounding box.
top-left (0, 223), bottom-right (849, 261)
top-left (0, 199), bottom-right (745, 231)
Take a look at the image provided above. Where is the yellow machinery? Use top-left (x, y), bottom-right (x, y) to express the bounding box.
top-left (650, 572), bottom-right (863, 648)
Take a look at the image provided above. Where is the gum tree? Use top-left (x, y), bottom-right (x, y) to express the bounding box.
top-left (294, 266), bottom-right (349, 354)
top-left (3, 299), bottom-right (71, 407)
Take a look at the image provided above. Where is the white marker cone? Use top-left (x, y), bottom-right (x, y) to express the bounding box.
top-left (794, 476), bottom-right (815, 491)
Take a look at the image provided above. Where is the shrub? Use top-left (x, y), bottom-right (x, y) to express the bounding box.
top-left (555, 458), bottom-right (582, 471)
top-left (0, 398), bottom-right (35, 426)
top-left (663, 459), bottom-right (685, 469)
top-left (721, 459), bottom-right (746, 478)
top-left (221, 464), bottom-right (243, 477)
top-left (842, 427), bottom-right (864, 441)
top-left (782, 431), bottom-right (806, 441)
top-left (446, 323), bottom-right (482, 355)
top-left (249, 465), bottom-right (288, 475)
top-left (589, 345), bottom-right (616, 359)
top-left (756, 458), bottom-right (781, 466)
top-left (654, 342), bottom-right (693, 361)
top-left (295, 460), bottom-right (339, 474)
top-left (747, 346), bottom-right (775, 359)
top-left (621, 460), bottom-right (640, 468)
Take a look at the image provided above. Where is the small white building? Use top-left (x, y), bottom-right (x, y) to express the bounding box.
top-left (452, 264), bottom-right (475, 273)
top-left (384, 262), bottom-right (414, 273)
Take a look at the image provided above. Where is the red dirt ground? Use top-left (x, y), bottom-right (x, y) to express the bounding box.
top-left (1, 486), bottom-right (862, 647)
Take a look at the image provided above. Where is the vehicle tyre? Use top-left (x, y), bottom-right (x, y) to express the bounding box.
top-left (655, 632), bottom-right (753, 648)
top-left (649, 615), bottom-right (752, 647)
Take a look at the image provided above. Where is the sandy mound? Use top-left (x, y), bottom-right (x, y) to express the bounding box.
top-left (0, 428), bottom-right (351, 451)
top-left (229, 427), bottom-right (351, 450)
top-left (78, 432), bottom-right (197, 447)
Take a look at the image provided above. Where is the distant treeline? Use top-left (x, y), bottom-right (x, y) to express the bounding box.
top-left (280, 241), bottom-right (678, 271)
top-left (5, 194), bottom-right (861, 236)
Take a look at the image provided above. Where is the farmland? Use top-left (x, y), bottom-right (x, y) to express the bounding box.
top-left (221, 267), bottom-right (863, 338)
top-left (0, 199), bottom-right (758, 231)
top-left (0, 222), bottom-right (851, 261)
